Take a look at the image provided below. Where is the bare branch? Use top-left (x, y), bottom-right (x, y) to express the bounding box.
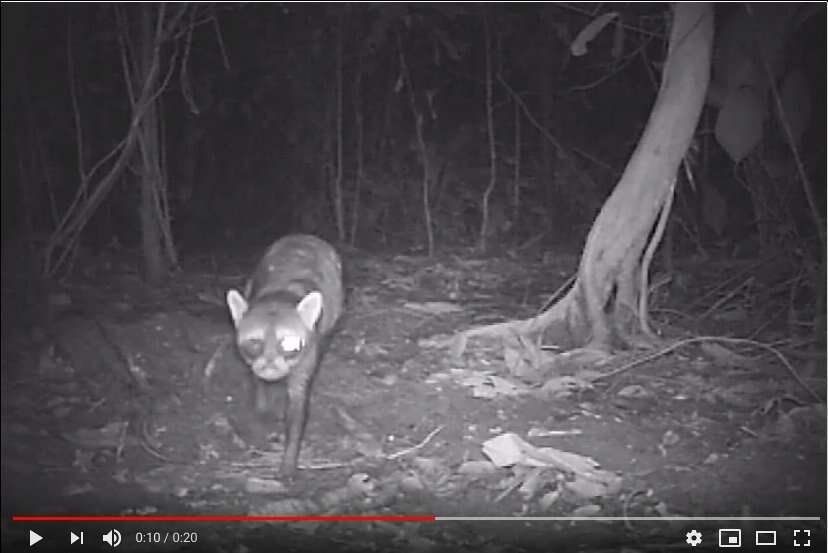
top-left (66, 17), bottom-right (86, 184)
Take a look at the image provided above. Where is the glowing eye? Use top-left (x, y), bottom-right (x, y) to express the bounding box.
top-left (280, 334), bottom-right (304, 353)
top-left (241, 339), bottom-right (263, 358)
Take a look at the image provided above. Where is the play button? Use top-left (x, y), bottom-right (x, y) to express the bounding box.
top-left (29, 530), bottom-right (44, 546)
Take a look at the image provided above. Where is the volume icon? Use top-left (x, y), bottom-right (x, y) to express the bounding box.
top-left (102, 529), bottom-right (122, 547)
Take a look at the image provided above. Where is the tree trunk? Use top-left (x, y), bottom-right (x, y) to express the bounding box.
top-left (529, 3), bottom-right (714, 349)
top-left (136, 4), bottom-right (166, 285)
top-left (538, 14), bottom-right (556, 225)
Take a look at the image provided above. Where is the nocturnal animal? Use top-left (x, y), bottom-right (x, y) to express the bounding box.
top-left (226, 234), bottom-right (344, 476)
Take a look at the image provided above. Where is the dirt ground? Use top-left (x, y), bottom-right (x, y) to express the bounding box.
top-left (1, 241), bottom-right (825, 552)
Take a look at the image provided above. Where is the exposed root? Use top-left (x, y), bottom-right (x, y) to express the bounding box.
top-left (449, 291), bottom-right (574, 358)
top-left (639, 178), bottom-right (675, 338)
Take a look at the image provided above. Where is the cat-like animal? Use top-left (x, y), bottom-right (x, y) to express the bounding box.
top-left (226, 234), bottom-right (343, 476)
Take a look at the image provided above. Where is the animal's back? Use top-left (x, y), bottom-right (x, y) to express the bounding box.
top-left (246, 234), bottom-right (343, 334)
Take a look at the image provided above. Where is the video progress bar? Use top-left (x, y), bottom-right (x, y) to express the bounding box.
top-left (435, 516), bottom-right (822, 521)
top-left (12, 515), bottom-right (822, 522)
top-left (12, 516), bottom-right (434, 522)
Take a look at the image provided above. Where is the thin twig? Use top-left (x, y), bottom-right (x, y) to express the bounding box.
top-left (478, 12), bottom-right (497, 252)
top-left (203, 336), bottom-right (231, 385)
top-left (594, 335), bottom-right (822, 402)
top-left (697, 276), bottom-right (753, 321)
top-left (386, 425), bottom-right (444, 461)
top-left (689, 258), bottom-right (767, 310)
top-left (397, 29), bottom-right (434, 257)
top-left (493, 474), bottom-right (523, 503)
top-left (537, 273), bottom-right (577, 315)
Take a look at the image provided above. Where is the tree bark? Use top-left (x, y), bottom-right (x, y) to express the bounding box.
top-left (136, 4), bottom-right (166, 285)
top-left (519, 3), bottom-right (714, 351)
top-left (572, 3), bottom-right (713, 348)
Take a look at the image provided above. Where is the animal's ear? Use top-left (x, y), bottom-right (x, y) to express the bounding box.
top-left (226, 289), bottom-right (249, 327)
top-left (296, 291), bottom-right (323, 330)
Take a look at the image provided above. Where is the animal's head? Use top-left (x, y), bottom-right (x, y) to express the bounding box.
top-left (226, 290), bottom-right (323, 381)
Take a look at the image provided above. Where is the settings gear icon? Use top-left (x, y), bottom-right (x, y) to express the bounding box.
top-left (685, 529), bottom-right (703, 547)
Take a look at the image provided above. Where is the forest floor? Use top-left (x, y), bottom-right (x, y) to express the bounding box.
top-left (1, 239), bottom-right (825, 552)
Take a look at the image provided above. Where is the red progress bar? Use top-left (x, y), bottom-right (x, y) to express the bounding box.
top-left (12, 515), bottom-right (435, 522)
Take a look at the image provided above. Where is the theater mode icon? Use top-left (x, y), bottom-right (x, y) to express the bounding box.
top-left (755, 530), bottom-right (776, 546)
top-left (718, 528), bottom-right (741, 548)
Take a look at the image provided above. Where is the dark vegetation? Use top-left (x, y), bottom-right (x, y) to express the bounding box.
top-left (1, 4), bottom-right (824, 553)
